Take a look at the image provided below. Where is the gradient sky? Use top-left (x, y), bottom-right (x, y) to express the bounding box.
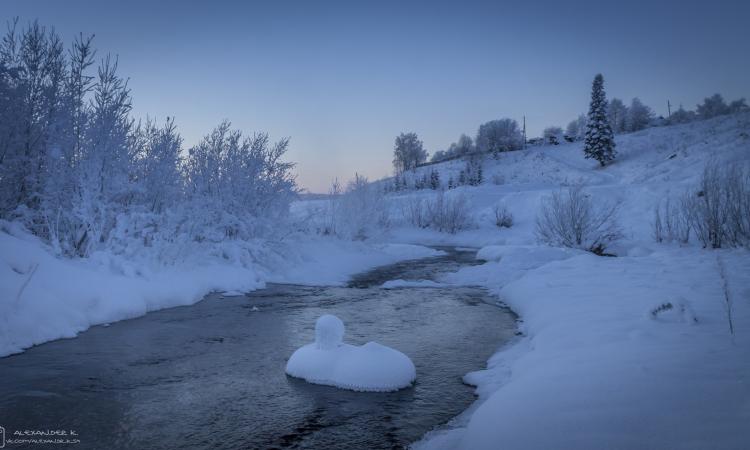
top-left (3, 0), bottom-right (749, 192)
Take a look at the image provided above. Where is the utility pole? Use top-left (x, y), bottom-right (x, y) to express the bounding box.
top-left (522, 115), bottom-right (526, 149)
top-left (667, 100), bottom-right (672, 118)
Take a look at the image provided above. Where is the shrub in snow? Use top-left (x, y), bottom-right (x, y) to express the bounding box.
top-left (183, 121), bottom-right (297, 241)
top-left (402, 191), bottom-right (473, 233)
top-left (328, 174), bottom-right (390, 240)
top-left (403, 196), bottom-right (429, 229)
top-left (543, 126), bottom-right (563, 145)
top-left (286, 314), bottom-right (416, 392)
top-left (535, 184), bottom-right (621, 254)
top-left (681, 162), bottom-right (750, 248)
top-left (652, 197), bottom-right (691, 244)
top-left (425, 191), bottom-right (473, 233)
top-left (494, 204), bottom-right (514, 228)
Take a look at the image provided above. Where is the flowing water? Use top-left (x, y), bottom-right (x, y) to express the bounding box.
top-left (0, 247), bottom-right (516, 449)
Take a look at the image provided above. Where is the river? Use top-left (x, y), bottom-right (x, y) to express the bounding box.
top-left (0, 247), bottom-right (516, 449)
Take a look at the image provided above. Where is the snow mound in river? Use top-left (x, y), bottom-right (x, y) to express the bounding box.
top-left (285, 314), bottom-right (416, 392)
top-left (315, 314), bottom-right (345, 350)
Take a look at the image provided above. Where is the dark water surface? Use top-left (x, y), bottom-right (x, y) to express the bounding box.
top-left (0, 247), bottom-right (516, 449)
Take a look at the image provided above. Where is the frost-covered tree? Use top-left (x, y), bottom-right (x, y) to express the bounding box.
top-left (432, 134), bottom-right (474, 163)
top-left (583, 74), bottom-right (616, 166)
top-left (728, 98), bottom-right (748, 114)
top-left (667, 105), bottom-right (696, 125)
top-left (476, 119), bottom-right (523, 154)
top-left (450, 134), bottom-right (474, 156)
top-left (393, 132), bottom-right (427, 173)
top-left (565, 114), bottom-right (587, 141)
top-left (184, 121), bottom-right (297, 238)
top-left (696, 94), bottom-right (730, 119)
top-left (0, 20), bottom-right (66, 224)
top-left (543, 126), bottom-right (563, 145)
top-left (0, 19), bottom-right (299, 256)
top-left (131, 117), bottom-right (183, 213)
top-left (607, 98), bottom-right (628, 134)
top-left (625, 97), bottom-right (653, 132)
top-left (430, 150), bottom-right (446, 163)
top-left (332, 173), bottom-right (389, 239)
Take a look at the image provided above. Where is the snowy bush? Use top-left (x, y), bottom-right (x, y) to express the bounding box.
top-left (652, 197), bottom-right (691, 244)
top-left (494, 204), bottom-right (514, 228)
top-left (183, 121), bottom-right (297, 241)
top-left (402, 196), bottom-right (429, 228)
top-left (535, 184), bottom-right (621, 254)
top-left (681, 162), bottom-right (750, 248)
top-left (328, 174), bottom-right (389, 240)
top-left (425, 191), bottom-right (473, 233)
top-left (543, 126), bottom-right (563, 145)
top-left (402, 191), bottom-right (473, 233)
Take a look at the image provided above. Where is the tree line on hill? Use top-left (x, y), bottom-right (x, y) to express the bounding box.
top-left (392, 86), bottom-right (747, 172)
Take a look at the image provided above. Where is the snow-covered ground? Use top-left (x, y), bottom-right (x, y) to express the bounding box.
top-left (415, 246), bottom-right (750, 449)
top-left (390, 113), bottom-right (750, 449)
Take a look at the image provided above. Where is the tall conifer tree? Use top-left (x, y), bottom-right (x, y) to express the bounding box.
top-left (584, 74), bottom-right (616, 166)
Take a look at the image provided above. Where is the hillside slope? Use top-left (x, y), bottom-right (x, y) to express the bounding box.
top-left (401, 114), bottom-right (750, 450)
top-left (386, 112), bottom-right (750, 247)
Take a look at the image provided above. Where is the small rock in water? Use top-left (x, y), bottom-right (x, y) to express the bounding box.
top-left (251, 306), bottom-right (259, 312)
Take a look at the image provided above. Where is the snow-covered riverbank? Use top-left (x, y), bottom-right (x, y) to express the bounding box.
top-left (413, 244), bottom-right (750, 449)
top-left (0, 224), bottom-right (440, 357)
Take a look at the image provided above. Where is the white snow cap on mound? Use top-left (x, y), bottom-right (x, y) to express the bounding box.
top-left (315, 314), bottom-right (345, 350)
top-left (286, 314), bottom-right (416, 392)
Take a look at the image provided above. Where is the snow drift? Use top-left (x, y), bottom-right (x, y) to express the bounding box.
top-left (285, 314), bottom-right (417, 392)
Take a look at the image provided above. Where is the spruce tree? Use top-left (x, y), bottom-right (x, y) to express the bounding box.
top-left (583, 74), bottom-right (616, 166)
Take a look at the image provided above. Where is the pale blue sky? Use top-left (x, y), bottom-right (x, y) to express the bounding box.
top-left (3, 0), bottom-right (748, 192)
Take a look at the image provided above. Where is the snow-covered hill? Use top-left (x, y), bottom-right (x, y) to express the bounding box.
top-left (391, 113), bottom-right (750, 450)
top-left (380, 112), bottom-right (750, 248)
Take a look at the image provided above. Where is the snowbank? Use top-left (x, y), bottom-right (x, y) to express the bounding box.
top-left (0, 223), bottom-right (440, 357)
top-left (285, 314), bottom-right (416, 392)
top-left (416, 246), bottom-right (750, 449)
